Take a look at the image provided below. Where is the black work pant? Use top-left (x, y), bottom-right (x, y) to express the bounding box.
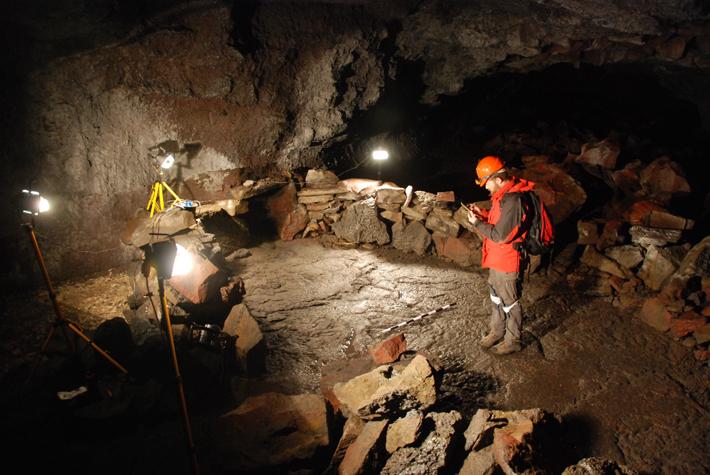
top-left (487, 268), bottom-right (523, 343)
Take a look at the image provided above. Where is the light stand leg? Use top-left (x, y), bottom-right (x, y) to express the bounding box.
top-left (158, 278), bottom-right (200, 475)
top-left (23, 224), bottom-right (128, 382)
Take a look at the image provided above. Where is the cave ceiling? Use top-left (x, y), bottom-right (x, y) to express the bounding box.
top-left (1, 0), bottom-right (708, 280)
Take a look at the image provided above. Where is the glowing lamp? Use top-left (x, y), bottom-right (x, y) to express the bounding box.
top-left (21, 189), bottom-right (50, 215)
top-left (160, 154), bottom-right (175, 169)
top-left (171, 243), bottom-right (193, 277)
top-left (372, 149), bottom-right (389, 161)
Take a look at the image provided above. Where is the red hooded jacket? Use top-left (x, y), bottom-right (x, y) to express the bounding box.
top-left (473, 178), bottom-right (535, 273)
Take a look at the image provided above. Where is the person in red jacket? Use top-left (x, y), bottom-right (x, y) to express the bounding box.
top-left (467, 156), bottom-right (534, 355)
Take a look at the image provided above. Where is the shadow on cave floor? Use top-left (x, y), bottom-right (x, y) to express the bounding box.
top-left (0, 238), bottom-right (708, 474)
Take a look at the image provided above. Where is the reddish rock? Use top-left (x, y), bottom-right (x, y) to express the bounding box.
top-left (215, 392), bottom-right (329, 471)
top-left (369, 334), bottom-right (407, 365)
top-left (168, 253), bottom-right (226, 304)
top-left (266, 183), bottom-right (309, 240)
top-left (339, 420), bottom-right (388, 475)
top-left (432, 232), bottom-right (481, 267)
top-left (609, 275), bottom-right (626, 294)
top-left (639, 156), bottom-right (691, 198)
top-left (626, 201), bottom-right (694, 230)
top-left (693, 349), bottom-right (709, 361)
top-left (493, 420), bottom-right (534, 473)
top-left (669, 311), bottom-right (706, 338)
top-left (656, 36), bottom-right (686, 60)
top-left (514, 162), bottom-right (586, 224)
top-left (435, 191), bottom-right (455, 202)
top-left (638, 297), bottom-right (672, 332)
top-left (326, 416), bottom-right (365, 472)
top-left (694, 323), bottom-right (710, 344)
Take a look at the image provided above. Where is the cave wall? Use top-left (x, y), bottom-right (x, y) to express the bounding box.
top-left (2, 0), bottom-right (708, 285)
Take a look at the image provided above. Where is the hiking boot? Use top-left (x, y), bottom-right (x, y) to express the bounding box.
top-left (490, 340), bottom-right (522, 355)
top-left (479, 333), bottom-right (503, 349)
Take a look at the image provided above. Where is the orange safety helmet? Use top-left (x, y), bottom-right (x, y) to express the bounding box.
top-left (475, 155), bottom-right (505, 187)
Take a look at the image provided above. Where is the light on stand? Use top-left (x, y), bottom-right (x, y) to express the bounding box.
top-left (160, 154), bottom-right (175, 169)
top-left (172, 244), bottom-right (193, 277)
top-left (141, 239), bottom-right (200, 474)
top-left (21, 189), bottom-right (51, 215)
top-left (372, 149), bottom-right (389, 161)
top-left (146, 148), bottom-right (185, 217)
top-left (371, 148), bottom-right (389, 180)
top-left (22, 190), bottom-right (129, 382)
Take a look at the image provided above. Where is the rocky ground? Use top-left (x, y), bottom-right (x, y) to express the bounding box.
top-left (1, 238), bottom-right (707, 474)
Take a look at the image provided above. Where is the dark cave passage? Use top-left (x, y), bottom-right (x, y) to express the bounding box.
top-left (328, 61), bottom-right (707, 207)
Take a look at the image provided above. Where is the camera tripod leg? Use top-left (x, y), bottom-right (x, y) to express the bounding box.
top-left (24, 223), bottom-right (129, 387)
top-left (158, 279), bottom-right (200, 475)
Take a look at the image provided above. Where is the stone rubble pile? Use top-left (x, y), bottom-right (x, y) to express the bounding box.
top-left (211, 333), bottom-right (627, 474)
top-left (558, 141), bottom-right (709, 361)
top-left (120, 207), bottom-right (265, 373)
top-left (263, 168), bottom-right (489, 267)
top-left (266, 166), bottom-right (582, 269)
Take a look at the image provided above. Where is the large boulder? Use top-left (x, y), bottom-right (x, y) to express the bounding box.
top-left (333, 354), bottom-right (437, 419)
top-left (122, 209), bottom-right (197, 248)
top-left (266, 182), bottom-right (309, 240)
top-left (332, 198), bottom-right (390, 245)
top-left (392, 220), bottom-right (432, 256)
top-left (425, 212), bottom-right (460, 237)
top-left (637, 245), bottom-right (685, 291)
top-left (215, 392), bottom-right (329, 471)
top-left (223, 303), bottom-right (266, 375)
top-left (432, 232), bottom-right (481, 267)
top-left (168, 252), bottom-right (227, 304)
top-left (639, 156), bottom-right (691, 203)
top-left (576, 138), bottom-right (620, 169)
top-left (515, 161), bottom-right (586, 224)
top-left (626, 200), bottom-right (694, 230)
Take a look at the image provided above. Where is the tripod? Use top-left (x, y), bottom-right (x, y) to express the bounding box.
top-left (146, 178), bottom-right (182, 218)
top-left (24, 222), bottom-right (129, 381)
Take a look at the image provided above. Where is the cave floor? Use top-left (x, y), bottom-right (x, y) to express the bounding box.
top-left (1, 238), bottom-right (708, 474)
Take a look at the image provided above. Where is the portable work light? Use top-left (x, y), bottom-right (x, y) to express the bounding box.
top-left (371, 149), bottom-right (389, 161)
top-left (21, 189), bottom-right (129, 378)
top-left (371, 148), bottom-right (389, 180)
top-left (142, 240), bottom-right (193, 280)
top-left (140, 237), bottom-right (199, 474)
top-left (160, 154), bottom-right (175, 169)
top-left (21, 189), bottom-right (50, 215)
